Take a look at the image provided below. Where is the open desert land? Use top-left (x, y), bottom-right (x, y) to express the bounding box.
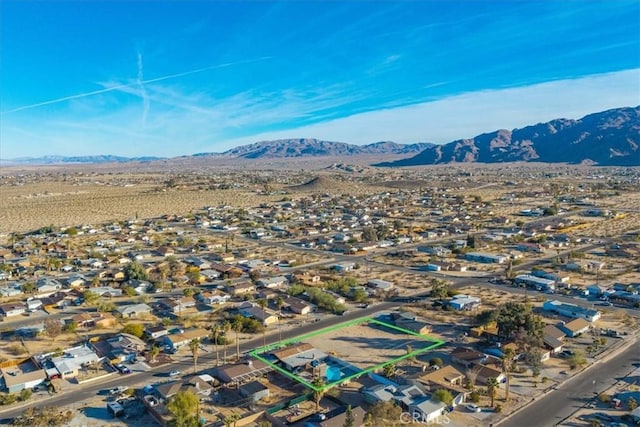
top-left (302, 320), bottom-right (440, 369)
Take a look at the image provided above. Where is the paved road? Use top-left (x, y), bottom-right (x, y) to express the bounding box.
top-left (500, 338), bottom-right (640, 427)
top-left (0, 301), bottom-right (397, 422)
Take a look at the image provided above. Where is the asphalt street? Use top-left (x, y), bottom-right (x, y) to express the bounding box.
top-left (0, 301), bottom-right (396, 422)
top-left (500, 338), bottom-right (640, 427)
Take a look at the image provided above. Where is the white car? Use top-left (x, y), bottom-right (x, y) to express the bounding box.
top-left (169, 370), bottom-right (181, 377)
top-left (466, 404), bottom-right (481, 413)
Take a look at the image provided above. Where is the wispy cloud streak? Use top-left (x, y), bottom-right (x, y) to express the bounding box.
top-left (1, 56), bottom-right (272, 115)
top-left (137, 52), bottom-right (150, 127)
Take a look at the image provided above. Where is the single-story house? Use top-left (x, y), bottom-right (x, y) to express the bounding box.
top-left (50, 345), bottom-right (102, 379)
top-left (409, 397), bottom-right (448, 424)
top-left (146, 325), bottom-right (169, 340)
top-left (416, 364), bottom-right (467, 394)
top-left (163, 328), bottom-right (209, 350)
top-left (0, 302), bottom-right (26, 317)
top-left (558, 318), bottom-right (591, 338)
top-left (451, 347), bottom-right (487, 368)
top-left (0, 367), bottom-right (47, 393)
top-left (115, 303), bottom-right (153, 318)
top-left (195, 290), bottom-right (230, 305)
top-left (543, 300), bottom-right (601, 322)
top-left (367, 279), bottom-right (395, 293)
top-left (91, 286), bottom-right (123, 297)
top-left (226, 282), bottom-right (255, 297)
top-left (283, 296), bottom-right (314, 315)
top-left (239, 380), bottom-right (270, 402)
top-left (72, 312), bottom-right (117, 329)
top-left (474, 365), bottom-right (505, 386)
top-left (238, 303), bottom-right (279, 326)
top-left (156, 376), bottom-right (213, 400)
top-left (306, 405), bottom-right (366, 427)
top-left (214, 360), bottom-right (272, 385)
top-left (448, 295), bottom-right (481, 311)
top-left (257, 276), bottom-right (289, 289)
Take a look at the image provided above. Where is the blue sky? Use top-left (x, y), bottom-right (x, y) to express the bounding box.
top-left (1, 1), bottom-right (639, 158)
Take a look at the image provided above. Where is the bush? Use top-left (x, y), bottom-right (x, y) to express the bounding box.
top-left (429, 357), bottom-right (444, 367)
top-left (0, 393), bottom-right (17, 405)
top-left (19, 389), bottom-right (32, 402)
top-left (470, 391), bottom-right (480, 403)
top-left (122, 323), bottom-right (145, 338)
top-left (494, 404), bottom-right (503, 413)
top-left (598, 393), bottom-right (612, 404)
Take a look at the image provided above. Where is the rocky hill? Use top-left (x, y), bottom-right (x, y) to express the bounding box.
top-left (212, 139), bottom-right (434, 159)
top-left (376, 106), bottom-right (640, 167)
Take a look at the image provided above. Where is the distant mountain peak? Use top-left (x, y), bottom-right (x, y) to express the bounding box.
top-left (218, 138), bottom-right (434, 159)
top-left (376, 106), bottom-right (640, 167)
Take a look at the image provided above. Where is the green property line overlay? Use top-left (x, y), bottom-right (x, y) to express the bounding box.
top-left (248, 316), bottom-right (446, 392)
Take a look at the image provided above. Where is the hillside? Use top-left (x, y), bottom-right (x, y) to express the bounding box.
top-left (216, 139), bottom-right (434, 159)
top-left (376, 106), bottom-right (640, 167)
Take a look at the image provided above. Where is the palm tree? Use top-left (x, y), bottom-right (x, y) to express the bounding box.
top-left (149, 346), bottom-right (160, 364)
top-left (487, 377), bottom-right (499, 408)
top-left (222, 321), bottom-right (232, 363)
top-left (211, 323), bottom-right (221, 366)
top-left (189, 338), bottom-right (200, 373)
top-left (257, 299), bottom-right (267, 352)
top-left (311, 377), bottom-right (326, 411)
top-left (232, 318), bottom-right (243, 361)
top-left (502, 348), bottom-right (515, 402)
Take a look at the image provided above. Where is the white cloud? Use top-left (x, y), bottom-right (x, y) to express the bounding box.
top-left (218, 69), bottom-right (640, 149)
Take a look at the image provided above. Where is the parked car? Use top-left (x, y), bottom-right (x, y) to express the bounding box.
top-left (466, 404), bottom-right (481, 413)
top-left (110, 386), bottom-right (127, 395)
top-left (115, 364), bottom-right (131, 374)
top-left (169, 370), bottom-right (181, 377)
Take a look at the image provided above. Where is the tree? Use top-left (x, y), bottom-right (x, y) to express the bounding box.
top-left (122, 323), bottom-right (144, 338)
top-left (343, 405), bottom-right (355, 427)
top-left (257, 299), bottom-right (268, 351)
top-left (367, 401), bottom-right (402, 424)
top-left (64, 320), bottom-right (78, 334)
top-left (44, 318), bottom-right (63, 339)
top-left (432, 389), bottom-right (453, 406)
top-left (222, 321), bottom-right (232, 362)
top-left (487, 377), bottom-right (499, 408)
top-left (122, 286), bottom-right (137, 297)
top-left (21, 282), bottom-right (36, 294)
top-left (150, 345), bottom-right (160, 363)
top-left (82, 290), bottom-right (99, 306)
top-left (312, 377), bottom-right (326, 411)
top-left (185, 266), bottom-right (201, 285)
top-left (382, 363), bottom-right (396, 379)
top-left (362, 226), bottom-right (378, 242)
top-left (232, 318), bottom-right (243, 361)
top-left (628, 397), bottom-right (638, 411)
top-left (525, 348), bottom-right (542, 377)
top-left (496, 302), bottom-right (543, 348)
top-left (502, 347), bottom-right (515, 402)
top-left (567, 350), bottom-right (587, 370)
top-left (429, 357), bottom-right (444, 368)
top-left (211, 323), bottom-right (221, 366)
top-left (189, 338), bottom-right (200, 374)
top-left (166, 390), bottom-right (199, 427)
top-left (224, 414), bottom-right (241, 427)
top-left (430, 279), bottom-right (449, 301)
top-left (124, 261), bottom-right (148, 281)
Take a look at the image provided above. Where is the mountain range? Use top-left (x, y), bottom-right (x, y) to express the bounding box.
top-left (376, 106), bottom-right (639, 167)
top-left (193, 139), bottom-right (434, 159)
top-left (3, 106), bottom-right (638, 166)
